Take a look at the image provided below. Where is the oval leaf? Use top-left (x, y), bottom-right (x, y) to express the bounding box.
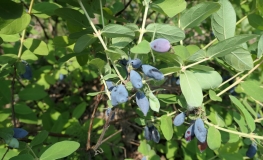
top-left (74, 34), bottom-right (97, 53)
top-left (211, 0), bottom-right (236, 41)
top-left (180, 71), bottom-right (203, 107)
top-left (180, 2), bottom-right (220, 29)
top-left (193, 71), bottom-right (223, 90)
top-left (101, 24), bottom-right (134, 38)
top-left (160, 115), bottom-right (173, 140)
top-left (40, 141), bottom-right (80, 160)
top-left (23, 38), bottom-right (49, 55)
top-left (146, 23), bottom-right (185, 43)
top-left (207, 126), bottom-right (221, 150)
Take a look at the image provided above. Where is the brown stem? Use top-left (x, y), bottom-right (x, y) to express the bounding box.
top-left (100, 129), bottom-right (122, 144)
top-left (87, 85), bottom-right (105, 150)
top-left (92, 109), bottom-right (115, 151)
top-left (11, 66), bottom-right (17, 127)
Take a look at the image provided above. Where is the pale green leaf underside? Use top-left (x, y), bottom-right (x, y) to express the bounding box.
top-left (180, 70), bottom-right (203, 107)
top-left (211, 0), bottom-right (236, 41)
top-left (193, 71), bottom-right (222, 90)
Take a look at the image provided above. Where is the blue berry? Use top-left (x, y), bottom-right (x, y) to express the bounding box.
top-left (129, 58), bottom-right (142, 69)
top-left (20, 61), bottom-right (32, 80)
top-left (144, 126), bottom-right (151, 140)
top-left (106, 80), bottom-right (115, 91)
top-left (185, 123), bottom-right (195, 142)
top-left (136, 91), bottom-right (149, 116)
top-left (13, 128), bottom-right (28, 139)
top-left (194, 118), bottom-right (207, 143)
top-left (110, 85), bottom-right (129, 106)
top-left (150, 38), bottom-right (171, 53)
top-left (246, 143), bottom-right (257, 158)
top-left (141, 65), bottom-right (164, 80)
top-left (173, 112), bottom-right (185, 126)
top-left (105, 108), bottom-right (115, 120)
top-left (149, 125), bottom-right (160, 143)
top-left (130, 70), bottom-right (143, 89)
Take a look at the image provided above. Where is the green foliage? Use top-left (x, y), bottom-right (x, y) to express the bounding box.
top-left (1, 0), bottom-right (263, 159)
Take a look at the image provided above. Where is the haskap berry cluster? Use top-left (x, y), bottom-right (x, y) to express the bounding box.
top-left (173, 113), bottom-right (208, 152)
top-left (106, 56), bottom-right (164, 117)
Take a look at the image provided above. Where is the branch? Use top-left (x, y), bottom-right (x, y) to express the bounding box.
top-left (11, 66), bottom-right (17, 127)
top-left (87, 85), bottom-right (105, 150)
top-left (114, 0), bottom-right (132, 17)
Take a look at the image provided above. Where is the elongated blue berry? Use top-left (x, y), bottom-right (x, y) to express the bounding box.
top-left (142, 156), bottom-right (147, 160)
top-left (130, 70), bottom-right (143, 89)
top-left (136, 92), bottom-right (149, 116)
top-left (173, 112), bottom-right (185, 126)
top-left (142, 65), bottom-right (164, 80)
top-left (150, 38), bottom-right (171, 52)
top-left (13, 128), bottom-right (28, 139)
top-left (185, 123), bottom-right (195, 142)
top-left (144, 126), bottom-right (151, 140)
top-left (20, 61), bottom-right (32, 80)
top-left (246, 143), bottom-right (257, 158)
top-left (194, 118), bottom-right (207, 143)
top-left (129, 58), bottom-right (142, 69)
top-left (110, 85), bottom-right (129, 106)
top-left (149, 125), bottom-right (160, 143)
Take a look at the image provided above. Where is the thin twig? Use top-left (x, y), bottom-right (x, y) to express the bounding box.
top-left (115, 0), bottom-right (132, 17)
top-left (92, 109), bottom-right (115, 151)
top-left (101, 129), bottom-right (122, 144)
top-left (87, 85), bottom-right (105, 150)
top-left (1, 147), bottom-right (9, 160)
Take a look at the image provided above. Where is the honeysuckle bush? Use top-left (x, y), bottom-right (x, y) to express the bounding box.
top-left (1, 0), bottom-right (263, 159)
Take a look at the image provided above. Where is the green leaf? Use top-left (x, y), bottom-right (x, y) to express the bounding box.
top-left (148, 92), bottom-right (160, 112)
top-left (240, 80), bottom-right (263, 102)
top-left (102, 74), bottom-right (118, 80)
top-left (191, 65), bottom-right (215, 72)
top-left (211, 0), bottom-right (236, 41)
top-left (193, 71), bottom-right (222, 90)
top-left (10, 154), bottom-right (34, 160)
top-left (230, 96), bottom-right (256, 132)
top-left (21, 50), bottom-right (38, 63)
top-left (88, 58), bottom-right (106, 72)
top-left (257, 35), bottom-right (263, 58)
top-left (0, 34), bottom-right (20, 42)
top-left (180, 2), bottom-right (220, 29)
top-left (55, 8), bottom-right (89, 28)
top-left (74, 34), bottom-right (97, 53)
top-left (207, 34), bottom-right (258, 58)
top-left (32, 2), bottom-right (61, 19)
top-left (209, 90), bottom-right (222, 102)
top-left (23, 38), bottom-right (49, 55)
top-left (157, 94), bottom-right (178, 104)
top-left (187, 49), bottom-right (206, 62)
top-left (112, 37), bottom-right (133, 49)
top-left (207, 126), bottom-right (221, 150)
top-left (224, 48), bottom-right (253, 71)
top-left (76, 53), bottom-right (89, 66)
top-left (173, 45), bottom-right (190, 61)
top-left (130, 40), bottom-right (151, 54)
top-left (101, 24), bottom-right (134, 38)
top-left (160, 115), bottom-right (173, 140)
top-left (180, 71), bottom-right (203, 107)
top-left (138, 140), bottom-right (151, 155)
top-left (7, 138), bottom-right (19, 148)
top-left (159, 66), bottom-right (180, 75)
top-left (243, 100), bottom-right (257, 119)
top-left (58, 52), bottom-right (87, 63)
top-left (52, 36), bottom-right (75, 47)
top-left (14, 103), bottom-right (33, 115)
top-left (30, 130), bottom-right (49, 147)
top-left (18, 86), bottom-right (48, 100)
top-left (152, 0), bottom-right (186, 18)
top-left (233, 111), bottom-right (248, 133)
top-left (0, 12), bottom-right (31, 35)
top-left (72, 102), bottom-right (87, 119)
top-left (40, 141), bottom-right (80, 160)
top-left (145, 23), bottom-right (185, 43)
top-left (220, 128), bottom-right (239, 143)
top-left (248, 13), bottom-right (263, 30)
top-left (0, 54), bottom-right (18, 65)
